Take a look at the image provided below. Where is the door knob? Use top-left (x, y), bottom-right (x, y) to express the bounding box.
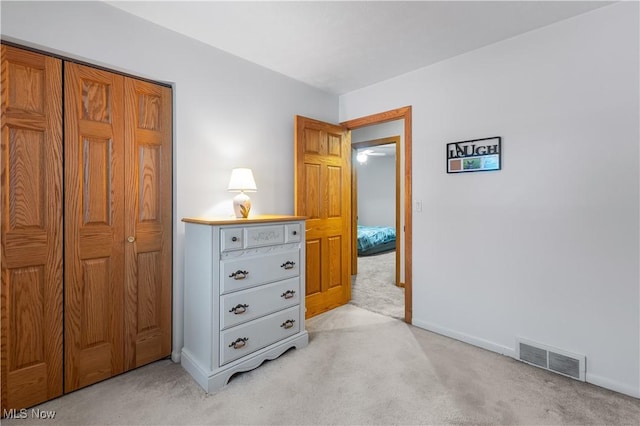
top-left (127, 236), bottom-right (135, 243)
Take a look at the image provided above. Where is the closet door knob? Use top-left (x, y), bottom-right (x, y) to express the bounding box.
top-left (127, 236), bottom-right (135, 243)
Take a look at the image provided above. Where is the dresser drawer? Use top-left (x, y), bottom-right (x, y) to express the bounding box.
top-left (220, 306), bottom-right (300, 366)
top-left (220, 228), bottom-right (243, 252)
top-left (221, 225), bottom-right (288, 252)
top-left (220, 277), bottom-right (300, 330)
top-left (245, 225), bottom-right (285, 248)
top-left (220, 249), bottom-right (300, 294)
top-left (285, 223), bottom-right (302, 243)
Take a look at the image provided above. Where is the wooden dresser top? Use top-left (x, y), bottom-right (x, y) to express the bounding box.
top-left (182, 214), bottom-right (306, 226)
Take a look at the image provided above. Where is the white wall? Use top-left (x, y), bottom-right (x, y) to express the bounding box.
top-left (353, 121), bottom-right (402, 228)
top-left (356, 155), bottom-right (395, 227)
top-left (1, 1), bottom-right (338, 362)
top-left (340, 3), bottom-right (640, 397)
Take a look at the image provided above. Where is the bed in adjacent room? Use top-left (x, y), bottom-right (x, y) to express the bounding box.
top-left (357, 225), bottom-right (396, 256)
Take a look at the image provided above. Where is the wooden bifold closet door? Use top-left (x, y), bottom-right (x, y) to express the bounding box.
top-left (0, 45), bottom-right (64, 411)
top-left (64, 62), bottom-right (172, 392)
top-left (1, 45), bottom-right (172, 412)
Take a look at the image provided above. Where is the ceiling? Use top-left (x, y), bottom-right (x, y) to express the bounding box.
top-left (106, 1), bottom-right (612, 95)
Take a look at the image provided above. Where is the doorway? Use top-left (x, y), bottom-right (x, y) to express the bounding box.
top-left (294, 107), bottom-right (412, 322)
top-left (342, 106), bottom-right (412, 323)
top-left (351, 138), bottom-right (404, 319)
top-left (352, 137), bottom-right (401, 287)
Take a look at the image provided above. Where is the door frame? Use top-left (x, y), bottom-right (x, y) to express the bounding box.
top-left (351, 137), bottom-right (402, 288)
top-left (341, 106), bottom-right (412, 323)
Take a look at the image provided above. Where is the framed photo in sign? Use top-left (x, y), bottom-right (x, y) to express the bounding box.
top-left (447, 136), bottom-right (501, 174)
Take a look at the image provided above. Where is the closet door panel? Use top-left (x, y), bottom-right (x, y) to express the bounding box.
top-left (1, 46), bottom-right (63, 411)
top-left (64, 62), bottom-right (125, 392)
top-left (123, 78), bottom-right (172, 369)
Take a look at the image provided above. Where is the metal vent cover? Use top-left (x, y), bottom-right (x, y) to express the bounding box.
top-left (516, 338), bottom-right (585, 381)
top-left (549, 351), bottom-right (580, 379)
top-left (519, 343), bottom-right (547, 368)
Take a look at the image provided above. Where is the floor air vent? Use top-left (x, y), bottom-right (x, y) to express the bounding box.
top-left (516, 338), bottom-right (585, 381)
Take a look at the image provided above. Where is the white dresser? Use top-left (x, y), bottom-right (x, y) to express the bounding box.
top-left (181, 215), bottom-right (308, 392)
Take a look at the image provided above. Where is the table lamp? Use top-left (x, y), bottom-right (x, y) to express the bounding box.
top-left (227, 168), bottom-right (257, 218)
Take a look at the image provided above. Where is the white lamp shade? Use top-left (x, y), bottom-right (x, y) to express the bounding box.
top-left (227, 168), bottom-right (257, 192)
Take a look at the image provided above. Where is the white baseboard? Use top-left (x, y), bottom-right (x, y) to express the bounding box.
top-left (412, 319), bottom-right (515, 358)
top-left (586, 372), bottom-right (640, 399)
top-left (412, 319), bottom-right (640, 399)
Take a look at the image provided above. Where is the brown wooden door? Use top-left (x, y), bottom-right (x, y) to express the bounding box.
top-left (294, 116), bottom-right (351, 318)
top-left (123, 78), bottom-right (172, 369)
top-left (64, 62), bottom-right (125, 391)
top-left (65, 64), bottom-right (172, 391)
top-left (1, 45), bottom-right (64, 410)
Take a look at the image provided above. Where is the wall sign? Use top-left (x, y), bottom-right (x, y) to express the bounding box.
top-left (447, 136), bottom-right (501, 173)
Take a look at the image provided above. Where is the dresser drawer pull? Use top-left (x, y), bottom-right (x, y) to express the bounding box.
top-left (231, 236), bottom-right (238, 242)
top-left (280, 261), bottom-right (296, 270)
top-left (229, 303), bottom-right (249, 314)
top-left (229, 270), bottom-right (249, 280)
top-left (280, 319), bottom-right (295, 329)
top-left (281, 290), bottom-right (296, 299)
top-left (229, 337), bottom-right (249, 349)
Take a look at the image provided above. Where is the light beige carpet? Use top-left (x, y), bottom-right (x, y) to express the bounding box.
top-left (4, 305), bottom-right (639, 425)
top-left (351, 251), bottom-right (404, 319)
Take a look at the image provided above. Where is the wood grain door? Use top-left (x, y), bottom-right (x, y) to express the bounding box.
top-left (1, 45), bottom-right (63, 411)
top-left (294, 116), bottom-right (351, 318)
top-left (123, 78), bottom-right (172, 369)
top-left (64, 62), bottom-right (125, 392)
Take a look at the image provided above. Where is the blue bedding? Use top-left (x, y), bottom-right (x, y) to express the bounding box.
top-left (357, 225), bottom-right (396, 255)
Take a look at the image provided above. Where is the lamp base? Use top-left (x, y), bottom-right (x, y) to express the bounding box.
top-left (232, 192), bottom-right (251, 218)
